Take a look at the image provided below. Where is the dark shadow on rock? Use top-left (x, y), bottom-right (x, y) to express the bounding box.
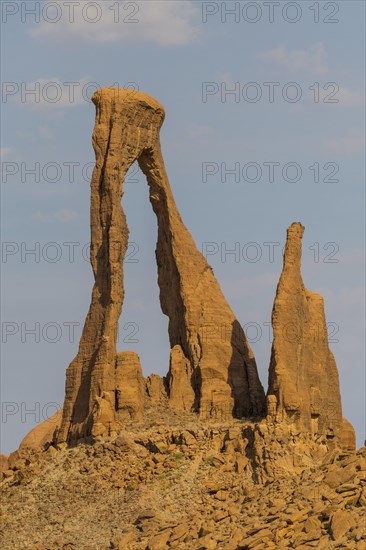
top-left (228, 320), bottom-right (266, 420)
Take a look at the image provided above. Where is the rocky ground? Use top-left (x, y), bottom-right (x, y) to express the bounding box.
top-left (1, 407), bottom-right (365, 549)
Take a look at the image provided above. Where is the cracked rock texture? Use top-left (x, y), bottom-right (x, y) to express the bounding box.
top-left (58, 88), bottom-right (265, 444)
top-left (267, 222), bottom-right (355, 450)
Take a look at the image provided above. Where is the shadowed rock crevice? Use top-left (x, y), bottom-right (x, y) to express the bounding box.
top-left (229, 320), bottom-right (266, 419)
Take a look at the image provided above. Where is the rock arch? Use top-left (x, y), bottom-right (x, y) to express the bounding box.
top-left (57, 88), bottom-right (265, 443)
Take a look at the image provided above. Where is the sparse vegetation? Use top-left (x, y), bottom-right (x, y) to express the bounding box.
top-left (173, 451), bottom-right (184, 461)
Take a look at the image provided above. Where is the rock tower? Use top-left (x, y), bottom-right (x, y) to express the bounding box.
top-left (267, 222), bottom-right (355, 448)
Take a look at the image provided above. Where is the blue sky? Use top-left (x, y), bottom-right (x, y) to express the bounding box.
top-left (1, 0), bottom-right (365, 453)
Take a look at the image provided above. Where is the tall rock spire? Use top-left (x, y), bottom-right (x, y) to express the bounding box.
top-left (267, 222), bottom-right (355, 449)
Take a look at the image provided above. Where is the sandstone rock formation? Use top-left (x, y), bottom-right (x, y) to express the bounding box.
top-left (145, 374), bottom-right (167, 404)
top-left (340, 418), bottom-right (357, 451)
top-left (0, 454), bottom-right (9, 475)
top-left (115, 352), bottom-right (145, 422)
top-left (19, 409), bottom-right (62, 450)
top-left (57, 88), bottom-right (264, 443)
top-left (2, 82), bottom-right (362, 550)
top-left (267, 222), bottom-right (355, 449)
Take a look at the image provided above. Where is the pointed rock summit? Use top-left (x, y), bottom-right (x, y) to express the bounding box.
top-left (57, 88), bottom-right (265, 443)
top-left (267, 222), bottom-right (355, 449)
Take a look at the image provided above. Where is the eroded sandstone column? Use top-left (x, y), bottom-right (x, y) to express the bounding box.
top-left (138, 144), bottom-right (265, 420)
top-left (267, 222), bottom-right (355, 448)
top-left (58, 88), bottom-right (265, 443)
top-left (58, 89), bottom-right (164, 442)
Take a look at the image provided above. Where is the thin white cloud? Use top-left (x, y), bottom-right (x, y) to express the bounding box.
top-left (31, 1), bottom-right (198, 46)
top-left (225, 273), bottom-right (278, 298)
top-left (30, 187), bottom-right (74, 199)
top-left (217, 72), bottom-right (236, 89)
top-left (1, 147), bottom-right (12, 159)
top-left (186, 125), bottom-right (213, 139)
top-left (38, 126), bottom-right (53, 138)
top-left (337, 87), bottom-right (365, 107)
top-left (341, 248), bottom-right (366, 266)
top-left (314, 85), bottom-right (365, 106)
top-left (32, 209), bottom-right (79, 223)
top-left (9, 77), bottom-right (92, 111)
top-left (217, 72), bottom-right (364, 111)
top-left (54, 209), bottom-right (80, 223)
top-left (186, 125), bottom-right (214, 146)
top-left (339, 286), bottom-right (365, 308)
top-left (258, 42), bottom-right (328, 75)
top-left (324, 129), bottom-right (365, 155)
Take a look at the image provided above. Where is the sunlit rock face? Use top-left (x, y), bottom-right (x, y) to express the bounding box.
top-left (267, 222), bottom-right (355, 450)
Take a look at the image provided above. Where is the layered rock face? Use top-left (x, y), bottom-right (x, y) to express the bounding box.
top-left (57, 88), bottom-right (264, 443)
top-left (115, 352), bottom-right (145, 423)
top-left (267, 222), bottom-right (355, 448)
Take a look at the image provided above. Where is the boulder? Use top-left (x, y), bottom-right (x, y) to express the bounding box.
top-left (19, 409), bottom-right (62, 450)
top-left (339, 418), bottom-right (356, 451)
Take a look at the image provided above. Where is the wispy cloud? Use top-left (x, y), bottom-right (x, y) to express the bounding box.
top-left (258, 42), bottom-right (328, 75)
top-left (31, 1), bottom-right (199, 46)
top-left (339, 286), bottom-right (366, 308)
top-left (1, 147), bottom-right (13, 159)
top-left (337, 87), bottom-right (365, 107)
top-left (324, 129), bottom-right (365, 155)
top-left (313, 86), bottom-right (365, 107)
top-left (186, 124), bottom-right (214, 146)
top-left (217, 72), bottom-right (235, 88)
top-left (32, 209), bottom-right (79, 223)
top-left (225, 273), bottom-right (278, 298)
top-left (38, 126), bottom-right (53, 138)
top-left (9, 77), bottom-right (91, 111)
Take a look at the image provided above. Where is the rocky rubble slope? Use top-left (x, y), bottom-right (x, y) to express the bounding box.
top-left (1, 409), bottom-right (365, 549)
